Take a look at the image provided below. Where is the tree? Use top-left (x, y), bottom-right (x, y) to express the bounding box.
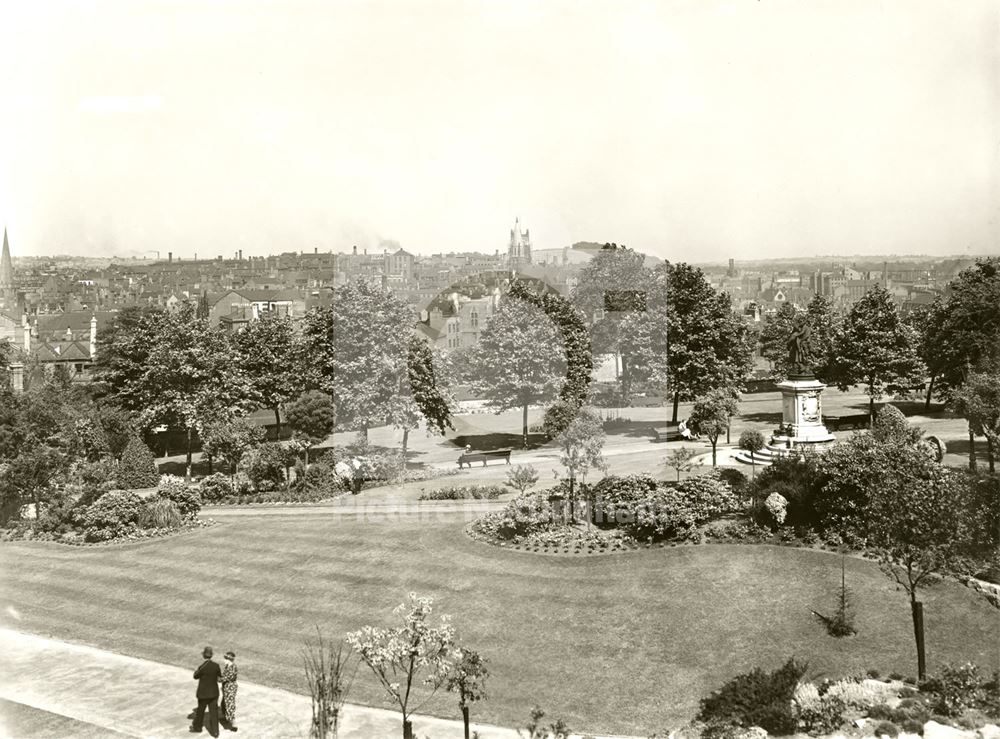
top-left (571, 246), bottom-right (652, 401)
top-left (446, 647), bottom-right (489, 739)
top-left (690, 390), bottom-right (733, 467)
top-left (303, 630), bottom-right (356, 739)
top-left (346, 594), bottom-right (456, 739)
top-left (96, 304), bottom-right (253, 479)
top-left (285, 391), bottom-right (335, 464)
top-left (868, 467), bottom-right (967, 681)
top-left (468, 294), bottom-right (566, 448)
top-left (407, 336), bottom-right (454, 437)
top-left (830, 284), bottom-right (925, 423)
top-left (908, 297), bottom-right (959, 410)
top-left (117, 434), bottom-right (159, 488)
top-left (936, 258), bottom-right (1000, 395)
top-left (553, 406), bottom-right (606, 521)
top-left (201, 416), bottom-right (267, 477)
top-left (954, 372), bottom-right (1000, 473)
top-left (738, 430), bottom-right (766, 479)
top-left (231, 311), bottom-right (301, 436)
top-left (665, 447), bottom-right (697, 481)
top-left (661, 263), bottom-right (755, 422)
top-left (330, 280), bottom-right (412, 440)
top-left (505, 464), bottom-right (539, 494)
top-left (298, 306), bottom-right (335, 396)
top-left (759, 303), bottom-right (799, 378)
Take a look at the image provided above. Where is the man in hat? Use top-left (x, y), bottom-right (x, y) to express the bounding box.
top-left (190, 646), bottom-right (222, 737)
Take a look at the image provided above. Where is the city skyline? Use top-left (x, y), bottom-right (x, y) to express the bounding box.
top-left (1, 1), bottom-right (998, 261)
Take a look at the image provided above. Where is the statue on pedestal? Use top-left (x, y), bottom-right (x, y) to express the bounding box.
top-left (786, 316), bottom-right (814, 376)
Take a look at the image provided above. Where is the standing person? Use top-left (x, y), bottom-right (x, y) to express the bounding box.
top-left (190, 646), bottom-right (222, 737)
top-left (219, 651), bottom-right (239, 732)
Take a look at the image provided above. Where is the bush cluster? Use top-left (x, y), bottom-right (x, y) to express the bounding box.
top-left (80, 490), bottom-right (144, 542)
top-left (155, 476), bottom-right (202, 518)
top-left (238, 443), bottom-right (289, 492)
top-left (198, 473), bottom-right (234, 503)
top-left (419, 484), bottom-right (505, 501)
top-left (116, 436), bottom-right (159, 489)
top-left (292, 461), bottom-right (337, 494)
top-left (920, 662), bottom-right (1000, 718)
top-left (471, 490), bottom-right (557, 541)
top-left (697, 658), bottom-right (807, 737)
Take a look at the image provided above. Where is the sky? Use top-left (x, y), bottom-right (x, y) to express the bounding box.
top-left (0, 0), bottom-right (997, 261)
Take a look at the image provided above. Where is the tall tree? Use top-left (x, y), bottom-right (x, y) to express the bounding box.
top-left (231, 311), bottom-right (301, 436)
top-left (907, 297), bottom-right (959, 410)
top-left (299, 306), bottom-right (335, 396)
top-left (571, 246), bottom-right (652, 401)
top-left (468, 295), bottom-right (566, 448)
top-left (660, 263), bottom-right (754, 422)
top-left (954, 371), bottom-right (1000, 473)
top-left (690, 388), bottom-right (737, 467)
top-left (552, 405), bottom-right (606, 521)
top-left (285, 390), bottom-right (335, 465)
top-left (830, 285), bottom-right (925, 422)
top-left (201, 416), bottom-right (267, 477)
top-left (868, 467), bottom-right (967, 681)
top-left (937, 258), bottom-right (1000, 392)
top-left (330, 280), bottom-right (412, 440)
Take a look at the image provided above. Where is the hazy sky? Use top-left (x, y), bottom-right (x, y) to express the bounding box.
top-left (1, 0), bottom-right (997, 260)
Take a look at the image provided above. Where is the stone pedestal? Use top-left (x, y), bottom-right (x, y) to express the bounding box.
top-left (773, 375), bottom-right (836, 449)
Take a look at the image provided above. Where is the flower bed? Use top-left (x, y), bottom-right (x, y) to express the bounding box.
top-left (419, 484), bottom-right (506, 501)
top-left (0, 518), bottom-right (215, 546)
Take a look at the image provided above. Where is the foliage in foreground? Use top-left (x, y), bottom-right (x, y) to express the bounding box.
top-left (697, 657), bottom-right (808, 737)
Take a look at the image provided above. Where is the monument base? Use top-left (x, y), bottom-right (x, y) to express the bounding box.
top-left (773, 375), bottom-right (835, 450)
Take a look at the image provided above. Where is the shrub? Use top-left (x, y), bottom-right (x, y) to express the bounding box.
top-left (900, 718), bottom-right (925, 735)
top-left (822, 679), bottom-right (895, 711)
top-left (673, 473), bottom-right (740, 518)
top-left (763, 492), bottom-right (788, 527)
top-left (589, 473), bottom-right (660, 524)
top-left (920, 662), bottom-right (985, 717)
top-left (871, 720), bottom-right (901, 737)
top-left (156, 476), bottom-right (201, 518)
top-left (750, 452), bottom-right (825, 527)
top-left (34, 490), bottom-right (80, 535)
top-left (116, 435), bottom-right (159, 489)
top-left (698, 658), bottom-right (807, 736)
top-left (717, 468), bottom-right (749, 497)
top-left (81, 490), bottom-right (144, 541)
top-left (420, 485), bottom-right (505, 501)
top-left (472, 490), bottom-right (557, 541)
top-left (793, 682), bottom-right (847, 735)
top-left (239, 443), bottom-right (289, 492)
top-left (293, 461), bottom-right (337, 494)
top-left (198, 473), bottom-right (234, 503)
top-left (138, 497), bottom-right (183, 529)
top-left (76, 459), bottom-right (118, 507)
top-left (505, 464), bottom-right (539, 494)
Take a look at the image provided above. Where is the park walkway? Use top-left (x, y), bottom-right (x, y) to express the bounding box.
top-left (0, 628), bottom-right (638, 739)
top-left (0, 627), bottom-right (523, 738)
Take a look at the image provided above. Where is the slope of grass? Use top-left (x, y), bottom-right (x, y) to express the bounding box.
top-left (1, 515), bottom-right (996, 735)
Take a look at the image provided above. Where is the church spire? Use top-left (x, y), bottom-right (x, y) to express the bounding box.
top-left (0, 227), bottom-right (13, 290)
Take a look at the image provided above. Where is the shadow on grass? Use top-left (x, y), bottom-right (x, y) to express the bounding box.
top-left (600, 421), bottom-right (676, 440)
top-left (451, 432), bottom-right (550, 451)
top-left (945, 439), bottom-right (992, 458)
top-left (739, 410), bottom-right (783, 425)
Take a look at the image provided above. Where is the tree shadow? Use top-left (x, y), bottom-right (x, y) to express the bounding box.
top-left (451, 432), bottom-right (550, 451)
top-left (739, 410), bottom-right (783, 425)
top-left (946, 439), bottom-right (991, 457)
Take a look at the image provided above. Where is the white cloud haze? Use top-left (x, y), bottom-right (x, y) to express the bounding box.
top-left (0, 0), bottom-right (997, 260)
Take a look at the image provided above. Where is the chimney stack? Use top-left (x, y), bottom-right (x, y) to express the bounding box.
top-left (239, 249), bottom-right (243, 261)
top-left (90, 315), bottom-right (98, 358)
top-left (168, 252), bottom-right (173, 263)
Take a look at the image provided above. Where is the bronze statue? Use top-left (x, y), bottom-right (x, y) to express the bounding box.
top-left (787, 316), bottom-right (814, 374)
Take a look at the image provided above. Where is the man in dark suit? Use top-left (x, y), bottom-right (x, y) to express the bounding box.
top-left (190, 646), bottom-right (222, 737)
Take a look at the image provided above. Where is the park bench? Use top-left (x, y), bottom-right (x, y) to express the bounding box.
top-left (458, 449), bottom-right (512, 468)
top-left (827, 414), bottom-right (870, 431)
top-left (651, 423), bottom-right (682, 442)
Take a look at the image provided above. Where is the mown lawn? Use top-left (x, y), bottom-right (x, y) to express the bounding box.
top-left (1, 515), bottom-right (997, 736)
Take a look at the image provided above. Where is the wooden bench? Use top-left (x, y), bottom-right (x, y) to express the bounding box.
top-left (651, 424), bottom-right (682, 442)
top-left (458, 449), bottom-right (512, 468)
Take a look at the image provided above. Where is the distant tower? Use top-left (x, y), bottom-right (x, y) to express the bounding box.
top-left (507, 217), bottom-right (532, 269)
top-left (0, 228), bottom-right (15, 311)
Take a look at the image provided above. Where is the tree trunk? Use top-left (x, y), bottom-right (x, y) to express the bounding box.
top-left (207, 455), bottom-right (213, 475)
top-left (402, 427), bottom-right (409, 457)
top-left (672, 391), bottom-right (680, 424)
top-left (987, 435), bottom-right (995, 474)
top-left (711, 439), bottom-right (717, 467)
top-left (911, 597), bottom-right (926, 681)
top-left (186, 427), bottom-right (193, 481)
top-left (462, 705), bottom-right (470, 739)
top-left (868, 395), bottom-right (875, 426)
top-left (273, 406), bottom-right (282, 440)
top-left (726, 418), bottom-right (731, 445)
top-left (403, 719), bottom-right (413, 739)
top-left (969, 425), bottom-right (978, 471)
top-left (924, 375), bottom-right (935, 411)
top-left (750, 451), bottom-right (755, 479)
top-left (522, 403), bottom-right (529, 449)
top-left (568, 473), bottom-right (576, 524)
